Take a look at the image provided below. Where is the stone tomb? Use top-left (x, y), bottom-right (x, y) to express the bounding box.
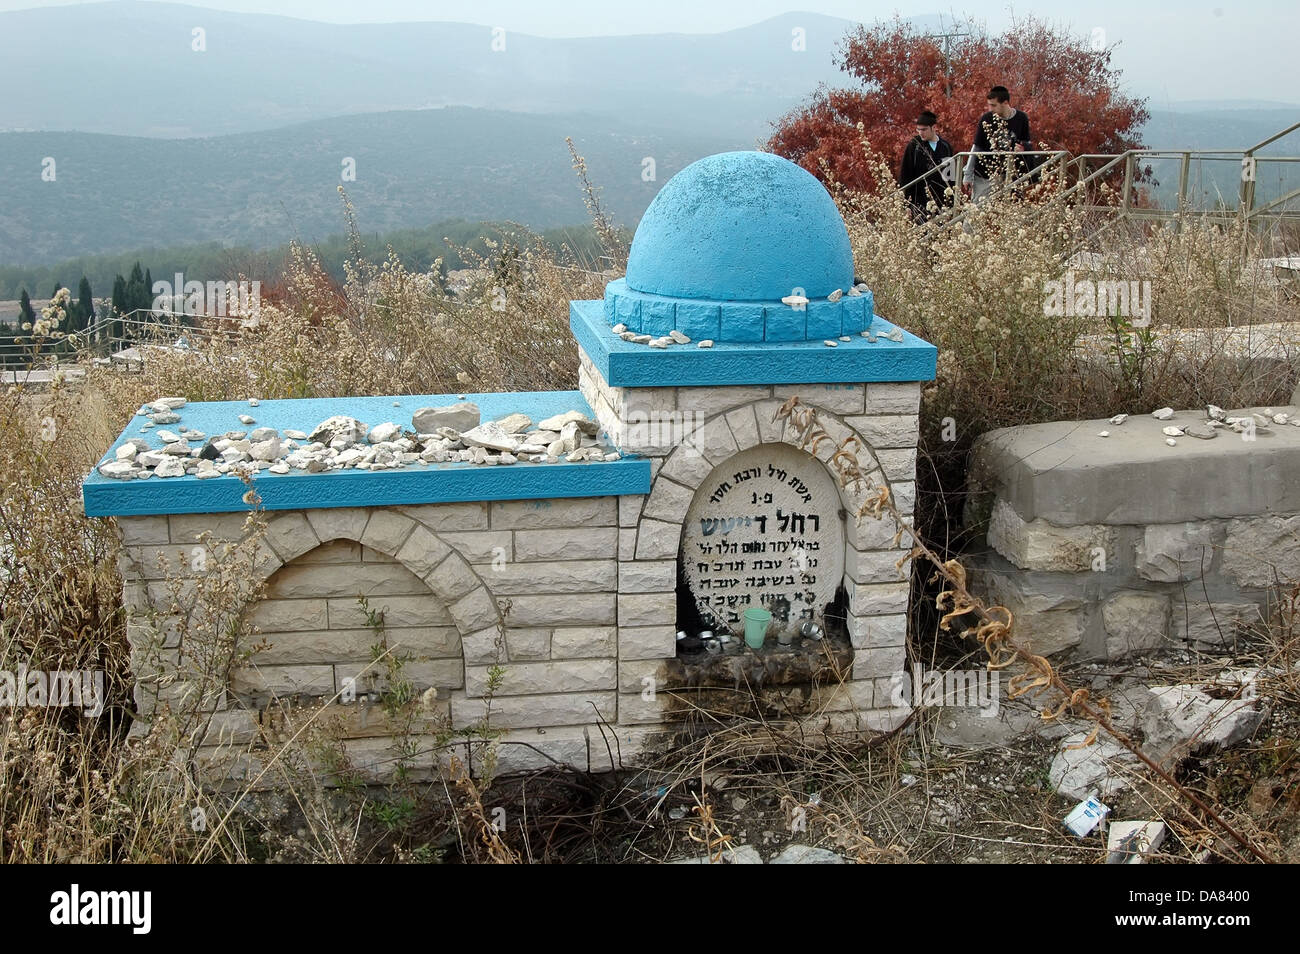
top-left (86, 151), bottom-right (937, 783)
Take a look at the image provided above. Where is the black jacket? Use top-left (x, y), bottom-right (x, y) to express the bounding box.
top-left (970, 109), bottom-right (1031, 180)
top-left (900, 135), bottom-right (954, 214)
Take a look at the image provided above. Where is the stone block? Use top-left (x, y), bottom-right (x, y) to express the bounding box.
top-left (551, 626), bottom-right (616, 659)
top-left (482, 559), bottom-right (617, 595)
top-left (396, 524), bottom-right (453, 578)
top-left (773, 384), bottom-right (866, 415)
top-left (635, 519), bottom-right (681, 560)
top-left (1222, 513), bottom-right (1300, 587)
top-left (327, 594), bottom-right (450, 628)
top-left (618, 593), bottom-right (674, 628)
top-left (490, 497), bottom-right (616, 530)
top-left (397, 502), bottom-right (490, 532)
top-left (619, 560), bottom-right (677, 593)
top-left (505, 627), bottom-right (552, 661)
top-left (513, 527), bottom-right (617, 561)
top-left (852, 645), bottom-right (907, 681)
top-left (847, 581), bottom-right (910, 618)
top-left (673, 301), bottom-right (721, 341)
top-left (1136, 522), bottom-right (1218, 583)
top-left (1102, 592), bottom-right (1172, 659)
top-left (864, 382), bottom-right (921, 415)
top-left (986, 498), bottom-right (1113, 573)
top-left (845, 414), bottom-right (920, 450)
top-left (466, 659), bottom-right (616, 697)
top-left (305, 506), bottom-right (370, 543)
top-left (676, 386), bottom-right (770, 418)
top-left (764, 304), bottom-right (807, 342)
top-left (229, 664), bottom-right (335, 699)
top-left (265, 561), bottom-right (429, 599)
top-left (719, 302), bottom-right (765, 342)
top-left (619, 625), bottom-right (677, 661)
top-left (118, 515), bottom-right (169, 546)
top-left (451, 691), bottom-right (616, 730)
top-left (848, 612), bottom-right (908, 649)
top-left (424, 553), bottom-right (480, 603)
top-left (1170, 600), bottom-right (1264, 649)
top-left (844, 546), bottom-right (911, 584)
top-left (506, 593), bottom-right (616, 626)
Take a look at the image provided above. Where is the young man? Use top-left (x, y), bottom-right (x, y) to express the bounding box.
top-left (962, 86), bottom-right (1031, 200)
top-left (899, 110), bottom-right (955, 221)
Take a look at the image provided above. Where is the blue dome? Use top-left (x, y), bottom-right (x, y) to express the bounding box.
top-left (625, 152), bottom-right (854, 302)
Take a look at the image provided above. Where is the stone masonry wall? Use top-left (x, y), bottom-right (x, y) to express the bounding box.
top-left (117, 500), bottom-right (659, 784)
top-left (578, 345), bottom-right (925, 732)
top-left (966, 498), bottom-right (1288, 660)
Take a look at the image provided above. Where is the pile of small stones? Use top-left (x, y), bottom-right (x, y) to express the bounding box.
top-left (1095, 404), bottom-right (1300, 444)
top-left (95, 397), bottom-right (618, 481)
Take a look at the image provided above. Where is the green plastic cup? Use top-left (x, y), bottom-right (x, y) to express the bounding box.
top-left (743, 607), bottom-right (772, 649)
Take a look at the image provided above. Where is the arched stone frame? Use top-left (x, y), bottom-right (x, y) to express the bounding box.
top-left (252, 506), bottom-right (507, 687)
top-left (625, 395), bottom-right (913, 708)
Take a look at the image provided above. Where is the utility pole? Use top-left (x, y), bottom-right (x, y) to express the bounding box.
top-left (925, 29), bottom-right (970, 98)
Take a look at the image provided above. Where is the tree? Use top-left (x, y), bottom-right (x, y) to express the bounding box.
top-left (76, 277), bottom-right (95, 333)
top-left (769, 16), bottom-right (1149, 193)
top-left (18, 289), bottom-right (36, 327)
top-left (125, 262), bottom-right (147, 316)
top-left (111, 274), bottom-right (127, 314)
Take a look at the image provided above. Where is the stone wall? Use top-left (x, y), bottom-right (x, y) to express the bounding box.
top-left (578, 344), bottom-right (921, 731)
top-left (965, 408), bottom-right (1300, 660)
top-left (117, 499), bottom-right (657, 783)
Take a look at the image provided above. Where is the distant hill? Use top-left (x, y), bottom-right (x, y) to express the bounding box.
top-left (0, 107), bottom-right (735, 266)
top-left (0, 2), bottom-right (853, 141)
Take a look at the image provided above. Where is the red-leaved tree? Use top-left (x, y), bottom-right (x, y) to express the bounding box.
top-left (770, 16), bottom-right (1149, 192)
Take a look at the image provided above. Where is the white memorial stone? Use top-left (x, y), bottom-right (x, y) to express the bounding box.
top-left (681, 444), bottom-right (844, 635)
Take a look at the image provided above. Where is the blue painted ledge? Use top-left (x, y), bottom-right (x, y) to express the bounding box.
top-left (570, 300), bottom-right (937, 388)
top-left (83, 389), bottom-right (651, 517)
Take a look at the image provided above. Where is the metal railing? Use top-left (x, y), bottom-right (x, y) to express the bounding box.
top-left (897, 120), bottom-right (1300, 232)
top-left (0, 309), bottom-right (237, 375)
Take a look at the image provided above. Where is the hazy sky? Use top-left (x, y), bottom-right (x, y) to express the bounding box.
top-left (4, 0), bottom-right (1298, 105)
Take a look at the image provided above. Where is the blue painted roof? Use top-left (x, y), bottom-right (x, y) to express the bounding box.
top-left (83, 389), bottom-right (650, 517)
top-left (625, 151), bottom-right (854, 303)
top-left (571, 301), bottom-right (937, 388)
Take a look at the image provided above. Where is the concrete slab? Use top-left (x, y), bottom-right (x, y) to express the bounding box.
top-left (972, 407), bottom-right (1300, 525)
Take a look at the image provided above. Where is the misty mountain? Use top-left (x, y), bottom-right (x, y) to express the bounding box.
top-left (1, 1), bottom-right (854, 142)
top-left (0, 106), bottom-right (738, 265)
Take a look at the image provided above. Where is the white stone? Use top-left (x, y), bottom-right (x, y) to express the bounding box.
top-left (461, 421), bottom-right (519, 453)
top-left (1152, 407), bottom-right (1174, 420)
top-left (681, 443), bottom-right (844, 635)
top-left (1049, 732), bottom-right (1138, 800)
top-left (1141, 685), bottom-right (1265, 766)
top-left (537, 410), bottom-right (599, 435)
top-left (154, 457), bottom-right (186, 478)
top-left (97, 460), bottom-right (139, 479)
top-left (310, 415), bottom-right (367, 446)
top-left (367, 422), bottom-right (400, 443)
top-left (412, 402), bottom-right (479, 434)
top-left (1109, 413), bottom-right (1128, 425)
top-left (698, 340), bottom-right (714, 348)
